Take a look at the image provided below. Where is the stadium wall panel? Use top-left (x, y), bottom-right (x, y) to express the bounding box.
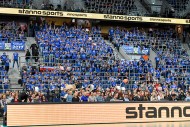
top-left (7, 102), bottom-right (190, 126)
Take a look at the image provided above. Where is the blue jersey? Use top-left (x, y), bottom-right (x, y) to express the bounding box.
top-left (1, 55), bottom-right (7, 62)
top-left (155, 57), bottom-right (160, 62)
top-left (156, 70), bottom-right (160, 78)
top-left (13, 52), bottom-right (19, 60)
top-left (5, 58), bottom-right (10, 66)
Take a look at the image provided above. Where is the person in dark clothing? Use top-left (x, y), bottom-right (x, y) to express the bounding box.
top-left (33, 48), bottom-right (39, 62)
top-left (1, 52), bottom-right (7, 68)
top-left (3, 103), bottom-right (7, 126)
top-left (72, 92), bottom-right (79, 102)
top-left (25, 49), bottom-right (31, 64)
top-left (30, 43), bottom-right (38, 51)
top-left (30, 43), bottom-right (39, 61)
top-left (13, 52), bottom-right (19, 68)
top-left (178, 90), bottom-right (186, 101)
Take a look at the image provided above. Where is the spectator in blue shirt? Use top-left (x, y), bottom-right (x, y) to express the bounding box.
top-left (66, 91), bottom-right (73, 102)
top-left (5, 56), bottom-right (11, 72)
top-left (13, 52), bottom-right (19, 68)
top-left (155, 56), bottom-right (160, 69)
top-left (81, 92), bottom-right (88, 102)
top-left (1, 52), bottom-right (7, 66)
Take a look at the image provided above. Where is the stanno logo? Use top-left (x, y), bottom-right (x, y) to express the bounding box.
top-left (18, 9), bottom-right (64, 16)
top-left (104, 14), bottom-right (125, 20)
top-left (126, 104), bottom-right (190, 118)
top-left (104, 15), bottom-right (143, 21)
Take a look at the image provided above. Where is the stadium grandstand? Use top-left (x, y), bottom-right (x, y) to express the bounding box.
top-left (0, 0), bottom-right (189, 127)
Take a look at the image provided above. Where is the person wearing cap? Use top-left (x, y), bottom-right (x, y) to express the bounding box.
top-left (13, 52), bottom-right (19, 68)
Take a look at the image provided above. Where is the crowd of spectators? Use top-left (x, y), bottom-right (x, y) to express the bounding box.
top-left (10, 24), bottom-right (188, 104)
top-left (0, 22), bottom-right (26, 41)
top-left (1, 83), bottom-right (190, 105)
top-left (0, 21), bottom-right (26, 93)
top-left (110, 26), bottom-right (190, 91)
top-left (0, 21), bottom-right (189, 106)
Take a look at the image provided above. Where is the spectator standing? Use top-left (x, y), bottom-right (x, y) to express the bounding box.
top-left (1, 52), bottom-right (7, 68)
top-left (33, 47), bottom-right (39, 62)
top-left (3, 101), bottom-right (7, 126)
top-left (25, 49), bottom-right (31, 64)
top-left (5, 56), bottom-right (11, 72)
top-left (0, 95), bottom-right (7, 116)
top-left (155, 56), bottom-right (160, 69)
top-left (13, 52), bottom-right (19, 68)
top-left (30, 43), bottom-right (38, 62)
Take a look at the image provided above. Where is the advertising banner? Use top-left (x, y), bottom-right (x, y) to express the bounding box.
top-left (0, 41), bottom-right (5, 50)
top-left (142, 49), bottom-right (149, 54)
top-left (0, 8), bottom-right (189, 24)
top-left (7, 102), bottom-right (190, 126)
top-left (124, 46), bottom-right (134, 54)
top-left (123, 46), bottom-right (149, 55)
top-left (5, 43), bottom-right (11, 50)
top-left (11, 41), bottom-right (25, 50)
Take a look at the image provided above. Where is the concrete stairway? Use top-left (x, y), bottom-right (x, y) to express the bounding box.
top-left (9, 68), bottom-right (22, 90)
top-left (9, 37), bottom-right (37, 91)
top-left (105, 40), bottom-right (125, 60)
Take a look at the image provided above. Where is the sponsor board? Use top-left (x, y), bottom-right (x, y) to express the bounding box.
top-left (7, 102), bottom-right (190, 126)
top-left (0, 7), bottom-right (189, 24)
top-left (103, 14), bottom-right (143, 21)
top-left (11, 41), bottom-right (25, 50)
